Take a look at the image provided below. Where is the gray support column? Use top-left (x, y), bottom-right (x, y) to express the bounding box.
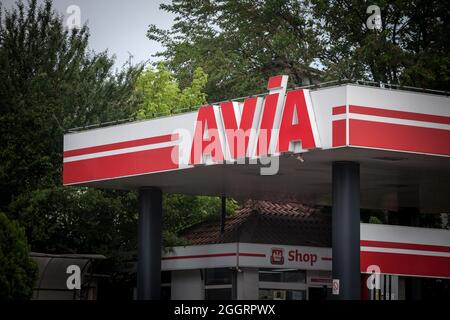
top-left (137, 187), bottom-right (162, 300)
top-left (332, 162), bottom-right (360, 299)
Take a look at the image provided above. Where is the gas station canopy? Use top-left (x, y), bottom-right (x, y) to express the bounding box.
top-left (63, 76), bottom-right (450, 213)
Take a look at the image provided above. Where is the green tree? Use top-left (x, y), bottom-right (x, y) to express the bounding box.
top-left (0, 211), bottom-right (38, 300)
top-left (0, 3), bottom-right (147, 292)
top-left (0, 1), bottom-right (144, 295)
top-left (0, 0), bottom-right (142, 211)
top-left (149, 0), bottom-right (449, 98)
top-left (135, 63), bottom-right (208, 118)
top-left (8, 187), bottom-right (138, 256)
top-left (310, 0), bottom-right (450, 90)
top-left (148, 0), bottom-right (323, 102)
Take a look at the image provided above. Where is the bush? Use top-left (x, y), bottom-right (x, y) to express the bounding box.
top-left (368, 216), bottom-right (382, 224)
top-left (0, 212), bottom-right (38, 300)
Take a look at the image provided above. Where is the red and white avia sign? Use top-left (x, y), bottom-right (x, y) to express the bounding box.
top-left (188, 75), bottom-right (321, 165)
top-left (62, 74), bottom-right (450, 185)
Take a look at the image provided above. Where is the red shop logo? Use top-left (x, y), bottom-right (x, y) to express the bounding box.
top-left (270, 248), bottom-right (285, 265)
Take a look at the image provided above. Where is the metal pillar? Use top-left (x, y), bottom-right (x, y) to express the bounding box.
top-left (332, 161), bottom-right (360, 299)
top-left (137, 187), bottom-right (162, 300)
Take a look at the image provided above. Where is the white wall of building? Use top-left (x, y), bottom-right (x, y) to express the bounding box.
top-left (236, 268), bottom-right (259, 300)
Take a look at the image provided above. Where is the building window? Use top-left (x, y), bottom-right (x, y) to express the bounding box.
top-left (205, 268), bottom-right (232, 285)
top-left (259, 268), bottom-right (306, 283)
top-left (259, 269), bottom-right (306, 300)
top-left (204, 268), bottom-right (233, 300)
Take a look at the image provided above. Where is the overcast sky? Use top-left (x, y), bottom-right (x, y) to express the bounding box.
top-left (2, 0), bottom-right (175, 69)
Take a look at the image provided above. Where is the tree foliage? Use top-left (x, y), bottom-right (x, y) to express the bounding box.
top-left (135, 63), bottom-right (208, 119)
top-left (163, 195), bottom-right (238, 248)
top-left (8, 187), bottom-right (139, 255)
top-left (0, 0), bottom-right (142, 210)
top-left (0, 211), bottom-right (37, 300)
top-left (0, 1), bottom-right (145, 295)
top-left (0, 0), bottom-right (237, 270)
top-left (148, 0), bottom-right (449, 100)
top-left (148, 0), bottom-right (323, 101)
top-left (310, 0), bottom-right (450, 89)
top-left (0, 0), bottom-right (145, 260)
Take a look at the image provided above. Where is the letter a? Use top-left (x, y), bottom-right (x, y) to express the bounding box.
top-left (277, 90), bottom-right (317, 153)
top-left (66, 265), bottom-right (81, 290)
top-left (190, 105), bottom-right (224, 164)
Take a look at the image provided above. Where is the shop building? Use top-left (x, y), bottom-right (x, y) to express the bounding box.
top-left (161, 201), bottom-right (450, 300)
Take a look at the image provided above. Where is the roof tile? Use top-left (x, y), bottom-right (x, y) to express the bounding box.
top-left (180, 200), bottom-right (331, 247)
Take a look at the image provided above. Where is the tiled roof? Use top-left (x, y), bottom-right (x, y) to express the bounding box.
top-left (180, 200), bottom-right (331, 247)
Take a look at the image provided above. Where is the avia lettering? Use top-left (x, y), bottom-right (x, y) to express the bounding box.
top-left (189, 75), bottom-right (321, 166)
